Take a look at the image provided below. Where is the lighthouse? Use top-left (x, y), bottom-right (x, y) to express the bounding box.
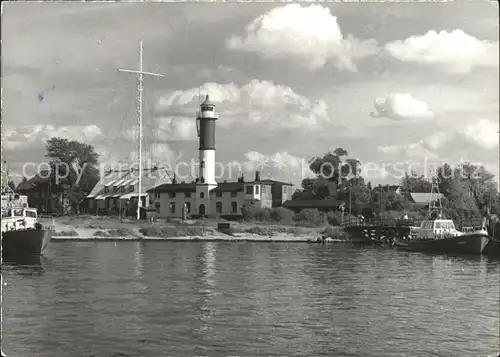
top-left (195, 94), bottom-right (218, 216)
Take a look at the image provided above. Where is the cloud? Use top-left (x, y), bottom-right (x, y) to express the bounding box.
top-left (3, 124), bottom-right (104, 150)
top-left (154, 79), bottom-right (331, 130)
top-left (371, 93), bottom-right (435, 121)
top-left (460, 119), bottom-right (499, 149)
top-left (226, 4), bottom-right (378, 71)
top-left (425, 132), bottom-right (451, 151)
top-left (238, 151), bottom-right (315, 181)
top-left (153, 116), bottom-right (198, 142)
top-left (377, 140), bottom-right (439, 160)
top-left (359, 163), bottom-right (391, 182)
top-left (126, 143), bottom-right (180, 167)
top-left (385, 29), bottom-right (499, 74)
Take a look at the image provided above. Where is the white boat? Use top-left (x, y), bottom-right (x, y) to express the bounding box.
top-left (395, 179), bottom-right (490, 255)
top-left (1, 165), bottom-right (54, 258)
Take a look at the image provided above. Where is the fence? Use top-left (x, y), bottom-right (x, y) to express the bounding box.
top-left (340, 216), bottom-right (417, 228)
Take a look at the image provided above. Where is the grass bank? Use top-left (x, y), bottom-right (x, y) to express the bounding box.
top-left (43, 215), bottom-right (348, 242)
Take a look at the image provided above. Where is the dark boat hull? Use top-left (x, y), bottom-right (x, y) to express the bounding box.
top-left (395, 232), bottom-right (489, 255)
top-left (1, 228), bottom-right (53, 258)
top-left (482, 237), bottom-right (500, 257)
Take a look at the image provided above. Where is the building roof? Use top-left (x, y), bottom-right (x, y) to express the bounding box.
top-left (283, 199), bottom-right (345, 209)
top-left (200, 94), bottom-right (215, 106)
top-left (149, 183), bottom-right (197, 193)
top-left (410, 192), bottom-right (444, 204)
top-left (149, 179), bottom-right (291, 193)
top-left (212, 182), bottom-right (244, 192)
top-left (258, 179), bottom-right (293, 186)
top-left (16, 170), bottom-right (51, 191)
top-left (87, 167), bottom-right (172, 199)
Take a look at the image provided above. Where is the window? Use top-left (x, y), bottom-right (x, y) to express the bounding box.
top-left (104, 186), bottom-right (109, 193)
top-left (155, 192), bottom-right (160, 199)
top-left (200, 192), bottom-right (205, 198)
top-left (216, 191), bottom-right (222, 198)
top-left (231, 202), bottom-right (237, 213)
top-left (231, 191), bottom-right (237, 198)
top-left (255, 185), bottom-right (259, 195)
top-left (262, 186), bottom-right (265, 194)
top-left (1, 210), bottom-right (7, 218)
top-left (120, 186), bottom-right (125, 193)
top-left (169, 192), bottom-right (176, 198)
top-left (185, 202), bottom-right (191, 213)
top-left (129, 185), bottom-right (134, 192)
top-left (216, 202), bottom-right (222, 214)
top-left (283, 186), bottom-right (288, 193)
top-left (245, 186), bottom-right (253, 194)
top-left (170, 202), bottom-right (176, 214)
top-left (201, 106), bottom-right (214, 112)
top-left (26, 210), bottom-right (37, 218)
top-left (13, 209), bottom-right (23, 216)
top-left (155, 202), bottom-right (160, 213)
top-left (185, 192), bottom-right (191, 198)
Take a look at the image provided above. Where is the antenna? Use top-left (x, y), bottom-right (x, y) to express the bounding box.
top-left (428, 172), bottom-right (442, 218)
top-left (118, 40), bottom-right (164, 220)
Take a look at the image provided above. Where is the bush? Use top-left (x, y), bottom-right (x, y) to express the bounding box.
top-left (93, 230), bottom-right (110, 237)
top-left (241, 204), bottom-right (255, 221)
top-left (240, 204), bottom-right (294, 225)
top-left (326, 211), bottom-right (342, 226)
top-left (320, 226), bottom-right (348, 240)
top-left (107, 228), bottom-right (134, 237)
top-left (244, 226), bottom-right (271, 236)
top-left (294, 209), bottom-right (326, 226)
top-left (270, 207), bottom-right (293, 224)
top-left (139, 226), bottom-right (208, 238)
top-left (253, 207), bottom-right (271, 222)
top-left (53, 230), bottom-right (79, 237)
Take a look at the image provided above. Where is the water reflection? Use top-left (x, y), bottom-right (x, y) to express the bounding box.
top-left (2, 255), bottom-right (44, 267)
top-left (3, 242), bottom-right (499, 357)
top-left (132, 242), bottom-right (147, 292)
top-left (199, 242), bottom-right (217, 330)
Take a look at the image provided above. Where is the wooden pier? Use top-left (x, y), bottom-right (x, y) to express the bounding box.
top-left (341, 217), bottom-right (414, 245)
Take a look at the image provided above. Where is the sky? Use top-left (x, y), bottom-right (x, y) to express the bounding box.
top-left (2, 0), bottom-right (499, 189)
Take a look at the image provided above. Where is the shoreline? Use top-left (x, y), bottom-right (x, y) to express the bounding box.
top-left (50, 235), bottom-right (347, 243)
top-left (43, 215), bottom-right (348, 244)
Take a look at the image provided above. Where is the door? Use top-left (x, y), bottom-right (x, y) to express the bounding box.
top-left (199, 204), bottom-right (205, 216)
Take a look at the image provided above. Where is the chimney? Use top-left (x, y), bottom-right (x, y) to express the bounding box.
top-left (255, 171), bottom-right (260, 182)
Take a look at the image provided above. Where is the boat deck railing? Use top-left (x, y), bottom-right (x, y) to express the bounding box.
top-left (341, 217), bottom-right (419, 228)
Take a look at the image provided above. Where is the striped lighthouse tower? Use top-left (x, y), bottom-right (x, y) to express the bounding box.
top-left (195, 94), bottom-right (218, 216)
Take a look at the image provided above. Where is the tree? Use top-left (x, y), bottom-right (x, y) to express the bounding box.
top-left (399, 171), bottom-right (432, 199)
top-left (45, 137), bottom-right (101, 213)
top-left (7, 180), bottom-right (16, 191)
top-left (434, 162), bottom-right (498, 224)
top-left (457, 163), bottom-right (497, 216)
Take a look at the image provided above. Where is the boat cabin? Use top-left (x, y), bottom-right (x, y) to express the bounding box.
top-left (418, 219), bottom-right (461, 240)
top-left (1, 207), bottom-right (39, 231)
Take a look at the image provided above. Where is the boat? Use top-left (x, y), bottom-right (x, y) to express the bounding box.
top-left (395, 218), bottom-right (490, 255)
top-left (1, 164), bottom-right (54, 259)
top-left (483, 216), bottom-right (500, 257)
top-left (394, 178), bottom-right (491, 255)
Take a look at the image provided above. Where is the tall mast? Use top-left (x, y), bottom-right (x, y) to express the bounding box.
top-left (118, 41), bottom-right (163, 220)
top-left (428, 174), bottom-right (442, 218)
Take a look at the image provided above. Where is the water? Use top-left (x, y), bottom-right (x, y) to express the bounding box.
top-left (2, 241), bottom-right (499, 357)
